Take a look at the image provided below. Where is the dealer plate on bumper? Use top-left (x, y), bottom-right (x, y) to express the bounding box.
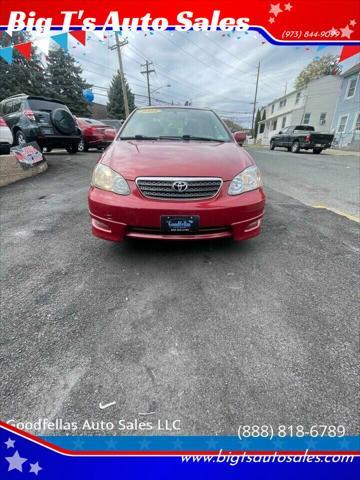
top-left (161, 215), bottom-right (199, 233)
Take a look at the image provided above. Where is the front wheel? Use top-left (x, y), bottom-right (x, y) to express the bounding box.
top-left (313, 148), bottom-right (322, 154)
top-left (270, 140), bottom-right (275, 150)
top-left (291, 141), bottom-right (300, 153)
top-left (66, 144), bottom-right (78, 154)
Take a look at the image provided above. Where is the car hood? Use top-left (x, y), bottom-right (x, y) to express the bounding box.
top-left (101, 140), bottom-right (254, 181)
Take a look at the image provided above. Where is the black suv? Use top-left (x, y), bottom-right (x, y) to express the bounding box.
top-left (0, 94), bottom-right (81, 153)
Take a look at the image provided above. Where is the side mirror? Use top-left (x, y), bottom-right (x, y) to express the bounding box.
top-left (234, 131), bottom-right (246, 145)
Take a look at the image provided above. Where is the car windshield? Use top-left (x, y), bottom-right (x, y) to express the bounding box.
top-left (119, 108), bottom-right (232, 142)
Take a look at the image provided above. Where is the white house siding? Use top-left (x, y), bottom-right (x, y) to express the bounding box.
top-left (302, 76), bottom-right (342, 132)
top-left (257, 75), bottom-right (342, 145)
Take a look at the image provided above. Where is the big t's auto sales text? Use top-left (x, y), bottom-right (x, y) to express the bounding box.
top-left (6, 10), bottom-right (250, 35)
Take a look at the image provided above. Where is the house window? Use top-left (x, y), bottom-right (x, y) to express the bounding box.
top-left (354, 113), bottom-right (360, 132)
top-left (279, 99), bottom-right (287, 108)
top-left (271, 104), bottom-right (275, 114)
top-left (319, 113), bottom-right (327, 125)
top-left (303, 113), bottom-right (311, 125)
top-left (337, 115), bottom-right (348, 133)
top-left (282, 116), bottom-right (286, 128)
top-left (272, 119), bottom-right (277, 130)
top-left (295, 91), bottom-right (301, 104)
top-left (259, 123), bottom-right (265, 133)
top-left (346, 77), bottom-right (358, 99)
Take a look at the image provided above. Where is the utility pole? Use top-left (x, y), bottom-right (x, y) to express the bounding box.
top-left (140, 60), bottom-right (155, 106)
top-left (110, 34), bottom-right (129, 118)
top-left (251, 61), bottom-right (261, 136)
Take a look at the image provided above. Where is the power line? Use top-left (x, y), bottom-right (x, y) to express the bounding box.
top-left (109, 34), bottom-right (130, 118)
top-left (140, 60), bottom-right (156, 106)
top-left (251, 61), bottom-right (261, 134)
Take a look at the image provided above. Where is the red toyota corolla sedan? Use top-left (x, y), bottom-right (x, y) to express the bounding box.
top-left (77, 118), bottom-right (116, 152)
top-left (88, 107), bottom-right (265, 241)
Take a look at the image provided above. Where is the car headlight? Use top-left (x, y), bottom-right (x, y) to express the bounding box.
top-left (91, 163), bottom-right (130, 195)
top-left (228, 165), bottom-right (262, 195)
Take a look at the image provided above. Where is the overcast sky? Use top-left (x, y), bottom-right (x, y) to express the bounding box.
top-left (70, 31), bottom-right (357, 127)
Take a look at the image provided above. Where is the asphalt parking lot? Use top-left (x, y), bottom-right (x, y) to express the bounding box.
top-left (0, 148), bottom-right (358, 436)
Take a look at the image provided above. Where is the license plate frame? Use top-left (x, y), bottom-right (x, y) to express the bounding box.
top-left (161, 215), bottom-right (199, 234)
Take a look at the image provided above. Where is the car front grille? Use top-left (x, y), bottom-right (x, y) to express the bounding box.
top-left (136, 177), bottom-right (223, 200)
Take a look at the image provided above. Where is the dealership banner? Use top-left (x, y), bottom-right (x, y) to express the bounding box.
top-left (0, 0), bottom-right (359, 45)
top-left (0, 1), bottom-right (359, 64)
top-left (1, 422), bottom-right (359, 478)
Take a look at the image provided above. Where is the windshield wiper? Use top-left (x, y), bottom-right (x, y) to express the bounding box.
top-left (159, 135), bottom-right (225, 142)
top-left (120, 135), bottom-right (159, 140)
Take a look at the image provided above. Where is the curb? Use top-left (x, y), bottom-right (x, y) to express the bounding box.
top-left (0, 154), bottom-right (48, 187)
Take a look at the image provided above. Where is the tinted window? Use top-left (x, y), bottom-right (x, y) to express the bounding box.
top-left (2, 101), bottom-right (13, 115)
top-left (294, 125), bottom-right (315, 131)
top-left (12, 99), bottom-right (22, 112)
top-left (27, 99), bottom-right (68, 112)
top-left (120, 108), bottom-right (232, 141)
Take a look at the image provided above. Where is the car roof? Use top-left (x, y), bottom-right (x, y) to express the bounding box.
top-left (2, 95), bottom-right (65, 105)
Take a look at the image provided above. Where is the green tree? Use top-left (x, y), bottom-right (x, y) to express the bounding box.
top-left (46, 48), bottom-right (91, 116)
top-left (0, 32), bottom-right (49, 101)
top-left (223, 119), bottom-right (244, 132)
top-left (254, 109), bottom-right (261, 139)
top-left (107, 71), bottom-right (135, 119)
top-left (294, 54), bottom-right (342, 90)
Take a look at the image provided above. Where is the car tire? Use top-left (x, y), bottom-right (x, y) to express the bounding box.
top-left (287, 147), bottom-right (291, 152)
top-left (313, 148), bottom-right (322, 154)
top-left (45, 147), bottom-right (52, 153)
top-left (291, 141), bottom-right (300, 153)
top-left (270, 141), bottom-right (275, 150)
top-left (78, 139), bottom-right (88, 153)
top-left (15, 130), bottom-right (27, 147)
top-left (66, 144), bottom-right (79, 154)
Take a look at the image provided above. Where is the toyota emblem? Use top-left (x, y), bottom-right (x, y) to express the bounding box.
top-left (172, 181), bottom-right (188, 192)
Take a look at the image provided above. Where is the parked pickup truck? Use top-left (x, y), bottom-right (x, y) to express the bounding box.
top-left (270, 125), bottom-right (334, 154)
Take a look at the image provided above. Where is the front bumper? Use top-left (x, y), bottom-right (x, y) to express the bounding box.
top-left (88, 183), bottom-right (265, 242)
